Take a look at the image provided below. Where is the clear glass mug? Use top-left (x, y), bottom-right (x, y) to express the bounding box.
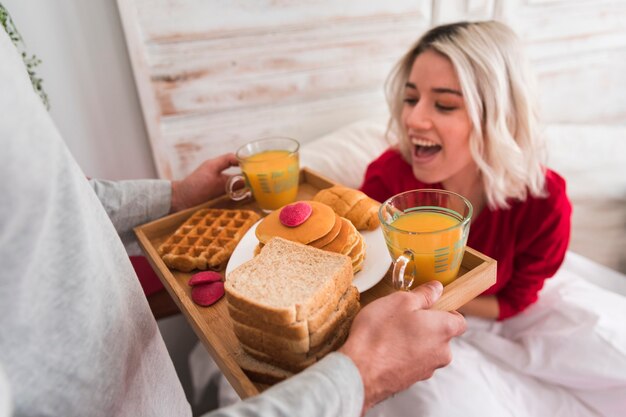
top-left (226, 137), bottom-right (300, 212)
top-left (379, 189), bottom-right (473, 290)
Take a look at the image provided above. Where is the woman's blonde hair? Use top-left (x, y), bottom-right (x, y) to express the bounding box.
top-left (386, 21), bottom-right (546, 209)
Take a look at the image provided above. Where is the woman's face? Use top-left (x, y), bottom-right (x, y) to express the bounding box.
top-left (401, 49), bottom-right (476, 187)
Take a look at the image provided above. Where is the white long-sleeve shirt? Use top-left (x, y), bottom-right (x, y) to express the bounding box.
top-left (0, 28), bottom-right (362, 417)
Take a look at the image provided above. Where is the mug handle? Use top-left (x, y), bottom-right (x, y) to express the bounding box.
top-left (225, 175), bottom-right (252, 201)
top-left (392, 250), bottom-right (415, 291)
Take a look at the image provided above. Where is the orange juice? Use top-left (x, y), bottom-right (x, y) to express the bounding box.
top-left (387, 210), bottom-right (464, 285)
top-left (241, 150), bottom-right (299, 210)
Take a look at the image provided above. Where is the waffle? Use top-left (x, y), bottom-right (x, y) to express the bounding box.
top-left (159, 208), bottom-right (260, 272)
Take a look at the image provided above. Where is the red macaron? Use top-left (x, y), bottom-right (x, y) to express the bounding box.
top-left (279, 201), bottom-right (313, 227)
top-left (191, 281), bottom-right (225, 307)
top-left (188, 271), bottom-right (223, 286)
top-left (188, 271), bottom-right (224, 306)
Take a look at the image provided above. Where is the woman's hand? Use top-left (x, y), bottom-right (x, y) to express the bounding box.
top-left (456, 295), bottom-right (499, 319)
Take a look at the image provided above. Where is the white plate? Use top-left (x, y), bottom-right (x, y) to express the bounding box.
top-left (225, 220), bottom-right (390, 293)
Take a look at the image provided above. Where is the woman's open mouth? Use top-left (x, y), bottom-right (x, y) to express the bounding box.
top-left (412, 138), bottom-right (442, 160)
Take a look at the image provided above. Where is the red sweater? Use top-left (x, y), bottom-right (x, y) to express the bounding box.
top-left (361, 149), bottom-right (572, 320)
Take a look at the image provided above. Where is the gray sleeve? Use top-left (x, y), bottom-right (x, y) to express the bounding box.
top-left (89, 179), bottom-right (172, 247)
top-left (204, 352), bottom-right (364, 417)
top-left (0, 363), bottom-right (11, 417)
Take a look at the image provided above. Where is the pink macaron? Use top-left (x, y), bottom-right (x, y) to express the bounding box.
top-left (191, 281), bottom-right (225, 306)
top-left (279, 201), bottom-right (313, 227)
top-left (188, 271), bottom-right (223, 286)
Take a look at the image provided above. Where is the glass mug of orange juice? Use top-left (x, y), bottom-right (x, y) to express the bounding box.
top-left (379, 189), bottom-right (473, 290)
top-left (226, 137), bottom-right (300, 212)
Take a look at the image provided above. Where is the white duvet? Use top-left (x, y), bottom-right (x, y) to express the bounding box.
top-left (367, 252), bottom-right (626, 417)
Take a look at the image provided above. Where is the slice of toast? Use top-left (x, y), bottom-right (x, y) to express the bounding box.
top-left (240, 307), bottom-right (357, 373)
top-left (225, 237), bottom-right (353, 324)
top-left (230, 286), bottom-right (360, 353)
top-left (233, 344), bottom-right (293, 385)
top-left (227, 285), bottom-right (359, 340)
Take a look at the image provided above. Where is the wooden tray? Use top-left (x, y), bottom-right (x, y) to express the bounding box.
top-left (134, 167), bottom-right (496, 399)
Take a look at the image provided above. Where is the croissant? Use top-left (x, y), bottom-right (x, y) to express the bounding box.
top-left (313, 185), bottom-right (380, 231)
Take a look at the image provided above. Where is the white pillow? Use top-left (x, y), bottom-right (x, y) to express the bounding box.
top-left (300, 119), bottom-right (392, 189)
top-left (301, 120), bottom-right (626, 274)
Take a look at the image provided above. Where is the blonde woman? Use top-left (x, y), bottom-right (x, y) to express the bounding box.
top-left (361, 21), bottom-right (626, 417)
top-left (361, 21), bottom-right (572, 320)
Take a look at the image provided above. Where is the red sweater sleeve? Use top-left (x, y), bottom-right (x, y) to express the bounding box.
top-left (496, 171), bottom-right (572, 319)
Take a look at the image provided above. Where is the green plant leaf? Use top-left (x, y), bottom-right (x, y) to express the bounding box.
top-left (0, 3), bottom-right (50, 110)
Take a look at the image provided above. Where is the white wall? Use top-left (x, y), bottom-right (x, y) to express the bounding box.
top-left (3, 0), bottom-right (156, 180)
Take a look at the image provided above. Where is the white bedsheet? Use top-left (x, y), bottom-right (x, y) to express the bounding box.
top-left (192, 252), bottom-right (626, 415)
top-left (367, 251), bottom-right (626, 417)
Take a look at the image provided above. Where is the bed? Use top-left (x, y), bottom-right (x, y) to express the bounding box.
top-left (300, 120), bottom-right (626, 417)
top-left (117, 1), bottom-right (626, 415)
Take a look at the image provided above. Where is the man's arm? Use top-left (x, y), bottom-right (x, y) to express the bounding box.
top-left (204, 282), bottom-right (466, 417)
top-left (90, 153), bottom-right (238, 246)
top-left (89, 178), bottom-right (172, 246)
top-left (205, 353), bottom-right (363, 417)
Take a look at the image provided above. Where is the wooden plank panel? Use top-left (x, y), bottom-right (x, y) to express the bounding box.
top-left (120, 0), bottom-right (434, 178)
top-left (496, 0), bottom-right (626, 124)
top-left (433, 0), bottom-right (496, 24)
top-left (154, 60), bottom-right (395, 117)
top-left (160, 91), bottom-right (390, 179)
top-left (500, 0), bottom-right (626, 44)
top-left (147, 21), bottom-right (423, 117)
top-left (536, 49), bottom-right (626, 124)
top-left (528, 31), bottom-right (626, 61)
top-left (117, 0), bottom-right (174, 178)
top-left (146, 17), bottom-right (422, 77)
top-left (134, 0), bottom-right (431, 42)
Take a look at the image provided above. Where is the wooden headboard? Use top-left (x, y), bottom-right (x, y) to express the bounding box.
top-left (117, 0), bottom-right (626, 180)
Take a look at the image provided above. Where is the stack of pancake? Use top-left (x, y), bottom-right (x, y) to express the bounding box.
top-left (255, 201), bottom-right (365, 273)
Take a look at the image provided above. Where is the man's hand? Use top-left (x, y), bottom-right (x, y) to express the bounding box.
top-left (170, 153), bottom-right (238, 213)
top-left (338, 281), bottom-right (466, 414)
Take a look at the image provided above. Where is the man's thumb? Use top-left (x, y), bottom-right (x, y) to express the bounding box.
top-left (411, 281), bottom-right (443, 308)
top-left (215, 153), bottom-right (238, 171)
